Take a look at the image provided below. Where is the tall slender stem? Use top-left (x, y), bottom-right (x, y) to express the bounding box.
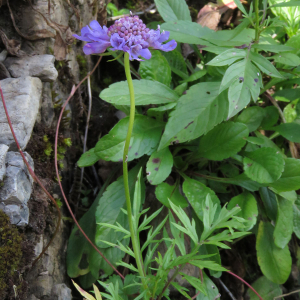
top-left (254, 0), bottom-right (260, 42)
top-left (123, 52), bottom-right (148, 292)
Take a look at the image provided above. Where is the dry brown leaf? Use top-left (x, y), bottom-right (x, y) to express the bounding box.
top-left (0, 29), bottom-right (26, 57)
top-left (197, 5), bottom-right (222, 31)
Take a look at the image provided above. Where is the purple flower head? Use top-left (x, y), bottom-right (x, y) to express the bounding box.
top-left (73, 15), bottom-right (177, 60)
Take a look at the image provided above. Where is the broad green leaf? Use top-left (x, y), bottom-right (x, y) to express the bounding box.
top-left (182, 177), bottom-right (220, 221)
top-left (249, 51), bottom-right (284, 78)
top-left (223, 173), bottom-right (265, 192)
top-left (243, 147), bottom-right (285, 184)
top-left (274, 88), bottom-right (300, 102)
top-left (254, 131), bottom-right (284, 155)
top-left (293, 196), bottom-right (300, 239)
top-left (100, 79), bottom-right (179, 105)
top-left (174, 82), bottom-right (188, 96)
top-left (285, 33), bottom-right (300, 54)
top-left (259, 187), bottom-right (278, 221)
top-left (269, 158), bottom-right (300, 192)
top-left (155, 182), bottom-right (188, 208)
top-left (95, 165), bottom-right (143, 248)
top-left (147, 103), bottom-right (176, 119)
top-left (181, 70), bottom-right (207, 83)
top-left (256, 221), bottom-right (292, 284)
top-left (197, 272), bottom-right (220, 300)
top-left (273, 52), bottom-right (300, 66)
top-left (158, 82), bottom-right (228, 150)
top-left (146, 147), bottom-right (173, 185)
top-left (283, 100), bottom-right (298, 123)
top-left (162, 50), bottom-right (188, 78)
top-left (220, 59), bottom-right (262, 118)
top-left (123, 274), bottom-right (140, 295)
top-left (207, 49), bottom-right (246, 66)
top-left (198, 122), bottom-right (249, 161)
top-left (270, 1), bottom-right (300, 8)
top-left (236, 106), bottom-right (265, 132)
top-left (274, 196), bottom-right (293, 249)
top-left (139, 50), bottom-right (172, 86)
top-left (247, 276), bottom-right (282, 300)
top-left (161, 20), bottom-right (213, 44)
top-left (272, 122), bottom-right (300, 142)
top-left (154, 0), bottom-right (191, 22)
top-left (77, 148), bottom-right (99, 167)
top-left (252, 43), bottom-right (295, 53)
top-left (95, 115), bottom-right (164, 162)
top-left (260, 106), bottom-right (280, 129)
top-left (227, 191), bottom-right (258, 231)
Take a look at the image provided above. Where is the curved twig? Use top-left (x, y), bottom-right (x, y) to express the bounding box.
top-left (0, 82), bottom-right (61, 267)
top-left (54, 56), bottom-right (124, 280)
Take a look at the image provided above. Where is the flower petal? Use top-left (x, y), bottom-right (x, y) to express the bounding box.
top-left (158, 31), bottom-right (170, 43)
top-left (159, 40), bottom-right (177, 52)
top-left (83, 41), bottom-right (111, 55)
top-left (138, 48), bottom-right (152, 60)
top-left (73, 33), bottom-right (93, 42)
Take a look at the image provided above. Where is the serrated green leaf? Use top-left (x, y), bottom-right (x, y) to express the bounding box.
top-left (293, 196), bottom-right (300, 239)
top-left (95, 115), bottom-right (164, 162)
top-left (259, 187), bottom-right (278, 221)
top-left (77, 148), bottom-right (99, 167)
top-left (249, 51), bottom-right (284, 78)
top-left (274, 196), bottom-right (293, 249)
top-left (247, 276), bottom-right (282, 300)
top-left (227, 191), bottom-right (258, 231)
top-left (189, 260), bottom-right (228, 272)
top-left (220, 59), bottom-right (262, 118)
top-left (155, 182), bottom-right (188, 208)
top-left (198, 122), bottom-right (249, 161)
top-left (273, 88), bottom-right (300, 102)
top-left (139, 50), bottom-right (172, 86)
top-left (272, 122), bottom-right (300, 142)
top-left (162, 50), bottom-right (188, 78)
top-left (243, 147), bottom-right (285, 184)
top-left (161, 20), bottom-right (213, 44)
top-left (207, 49), bottom-right (246, 66)
top-left (158, 82), bottom-right (228, 150)
top-left (181, 273), bottom-right (207, 295)
top-left (269, 158), bottom-right (300, 192)
top-left (260, 106), bottom-right (280, 129)
top-left (100, 79), bottom-right (179, 105)
top-left (146, 147), bottom-right (173, 185)
top-left (154, 0), bottom-right (191, 22)
top-left (252, 44), bottom-right (295, 53)
top-left (182, 177), bottom-right (220, 221)
top-left (273, 52), bottom-right (300, 66)
top-left (198, 244), bottom-right (222, 278)
top-left (236, 106), bottom-right (265, 132)
top-left (256, 221), bottom-right (292, 284)
top-left (197, 272), bottom-right (220, 300)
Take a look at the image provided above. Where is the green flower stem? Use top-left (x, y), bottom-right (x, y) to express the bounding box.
top-left (254, 0), bottom-right (260, 42)
top-left (123, 52), bottom-right (148, 292)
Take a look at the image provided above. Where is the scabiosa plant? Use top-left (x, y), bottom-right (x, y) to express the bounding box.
top-left (74, 14), bottom-right (177, 294)
top-left (73, 15), bottom-right (177, 60)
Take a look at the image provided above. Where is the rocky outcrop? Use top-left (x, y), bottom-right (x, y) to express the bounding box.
top-left (0, 76), bottom-right (42, 150)
top-left (4, 55), bottom-right (58, 82)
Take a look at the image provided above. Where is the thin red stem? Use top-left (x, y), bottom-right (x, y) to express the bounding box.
top-left (227, 271), bottom-right (263, 300)
top-left (54, 56), bottom-right (124, 280)
top-left (0, 82), bottom-right (61, 266)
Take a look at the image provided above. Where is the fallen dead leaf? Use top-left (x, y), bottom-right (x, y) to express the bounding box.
top-left (0, 29), bottom-right (26, 57)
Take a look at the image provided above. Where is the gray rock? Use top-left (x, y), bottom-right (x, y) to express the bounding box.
top-left (0, 76), bottom-right (42, 149)
top-left (52, 284), bottom-right (72, 300)
top-left (28, 295), bottom-right (40, 300)
top-left (0, 50), bottom-right (7, 62)
top-left (0, 144), bottom-right (9, 181)
top-left (0, 151), bottom-right (34, 205)
top-left (4, 55), bottom-right (58, 82)
top-left (0, 62), bottom-right (11, 80)
top-left (0, 203), bottom-right (29, 226)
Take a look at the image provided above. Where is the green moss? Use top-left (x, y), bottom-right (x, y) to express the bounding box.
top-left (76, 55), bottom-right (88, 78)
top-left (0, 211), bottom-right (24, 298)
